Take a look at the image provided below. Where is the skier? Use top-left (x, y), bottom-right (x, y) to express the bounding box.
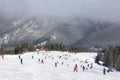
top-left (38, 58), bottom-right (40, 62)
top-left (90, 63), bottom-right (93, 69)
top-left (61, 62), bottom-right (64, 65)
top-left (2, 54), bottom-right (4, 59)
top-left (107, 69), bottom-right (110, 73)
top-left (55, 62), bottom-right (57, 67)
top-left (103, 68), bottom-right (106, 75)
top-left (41, 59), bottom-right (44, 64)
top-left (67, 64), bottom-right (69, 67)
top-left (20, 58), bottom-right (23, 64)
top-left (18, 55), bottom-right (21, 59)
top-left (73, 64), bottom-right (78, 72)
top-left (45, 57), bottom-right (47, 59)
top-left (107, 67), bottom-right (112, 73)
top-left (82, 66), bottom-right (85, 71)
top-left (87, 64), bottom-right (89, 67)
top-left (80, 65), bottom-right (83, 68)
top-left (32, 56), bottom-right (34, 59)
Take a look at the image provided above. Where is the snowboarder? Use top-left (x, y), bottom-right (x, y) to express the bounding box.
top-left (20, 58), bottom-right (23, 64)
top-left (73, 64), bottom-right (78, 72)
top-left (103, 68), bottom-right (106, 75)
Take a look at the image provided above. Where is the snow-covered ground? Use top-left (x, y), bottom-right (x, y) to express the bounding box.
top-left (0, 51), bottom-right (119, 80)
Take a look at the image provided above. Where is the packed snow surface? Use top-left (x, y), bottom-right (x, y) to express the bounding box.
top-left (0, 51), bottom-right (119, 80)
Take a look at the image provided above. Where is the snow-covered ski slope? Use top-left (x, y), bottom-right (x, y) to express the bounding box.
top-left (0, 51), bottom-right (119, 80)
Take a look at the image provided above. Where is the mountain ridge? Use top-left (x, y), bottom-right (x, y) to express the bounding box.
top-left (0, 17), bottom-right (120, 47)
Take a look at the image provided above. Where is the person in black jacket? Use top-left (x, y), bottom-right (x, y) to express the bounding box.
top-left (20, 58), bottom-right (23, 64)
top-left (55, 62), bottom-right (57, 67)
top-left (103, 68), bottom-right (106, 75)
top-left (18, 55), bottom-right (21, 59)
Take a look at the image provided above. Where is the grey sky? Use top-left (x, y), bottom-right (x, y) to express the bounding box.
top-left (0, 0), bottom-right (120, 23)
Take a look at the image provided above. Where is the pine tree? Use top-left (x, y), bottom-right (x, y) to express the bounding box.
top-left (103, 46), bottom-right (120, 71)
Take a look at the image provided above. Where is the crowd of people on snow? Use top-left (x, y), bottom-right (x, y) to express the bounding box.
top-left (0, 51), bottom-right (114, 75)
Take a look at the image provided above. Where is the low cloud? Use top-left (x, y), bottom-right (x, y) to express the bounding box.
top-left (0, 0), bottom-right (120, 23)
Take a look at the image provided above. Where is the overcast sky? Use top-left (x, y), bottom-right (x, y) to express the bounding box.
top-left (0, 0), bottom-right (120, 23)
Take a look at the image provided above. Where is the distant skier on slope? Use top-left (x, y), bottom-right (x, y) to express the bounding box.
top-left (55, 62), bottom-right (57, 67)
top-left (32, 56), bottom-right (34, 59)
top-left (82, 66), bottom-right (85, 71)
top-left (73, 64), bottom-right (78, 72)
top-left (38, 58), bottom-right (40, 62)
top-left (20, 58), bottom-right (23, 64)
top-left (103, 68), bottom-right (106, 75)
top-left (90, 63), bottom-right (93, 69)
top-left (18, 55), bottom-right (21, 59)
top-left (2, 54), bottom-right (4, 59)
top-left (61, 61), bottom-right (64, 65)
top-left (41, 59), bottom-right (44, 64)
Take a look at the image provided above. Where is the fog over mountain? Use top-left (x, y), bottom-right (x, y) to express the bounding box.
top-left (0, 0), bottom-right (120, 23)
top-left (0, 0), bottom-right (120, 47)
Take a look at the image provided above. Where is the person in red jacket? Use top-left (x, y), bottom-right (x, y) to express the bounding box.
top-left (73, 64), bottom-right (78, 72)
